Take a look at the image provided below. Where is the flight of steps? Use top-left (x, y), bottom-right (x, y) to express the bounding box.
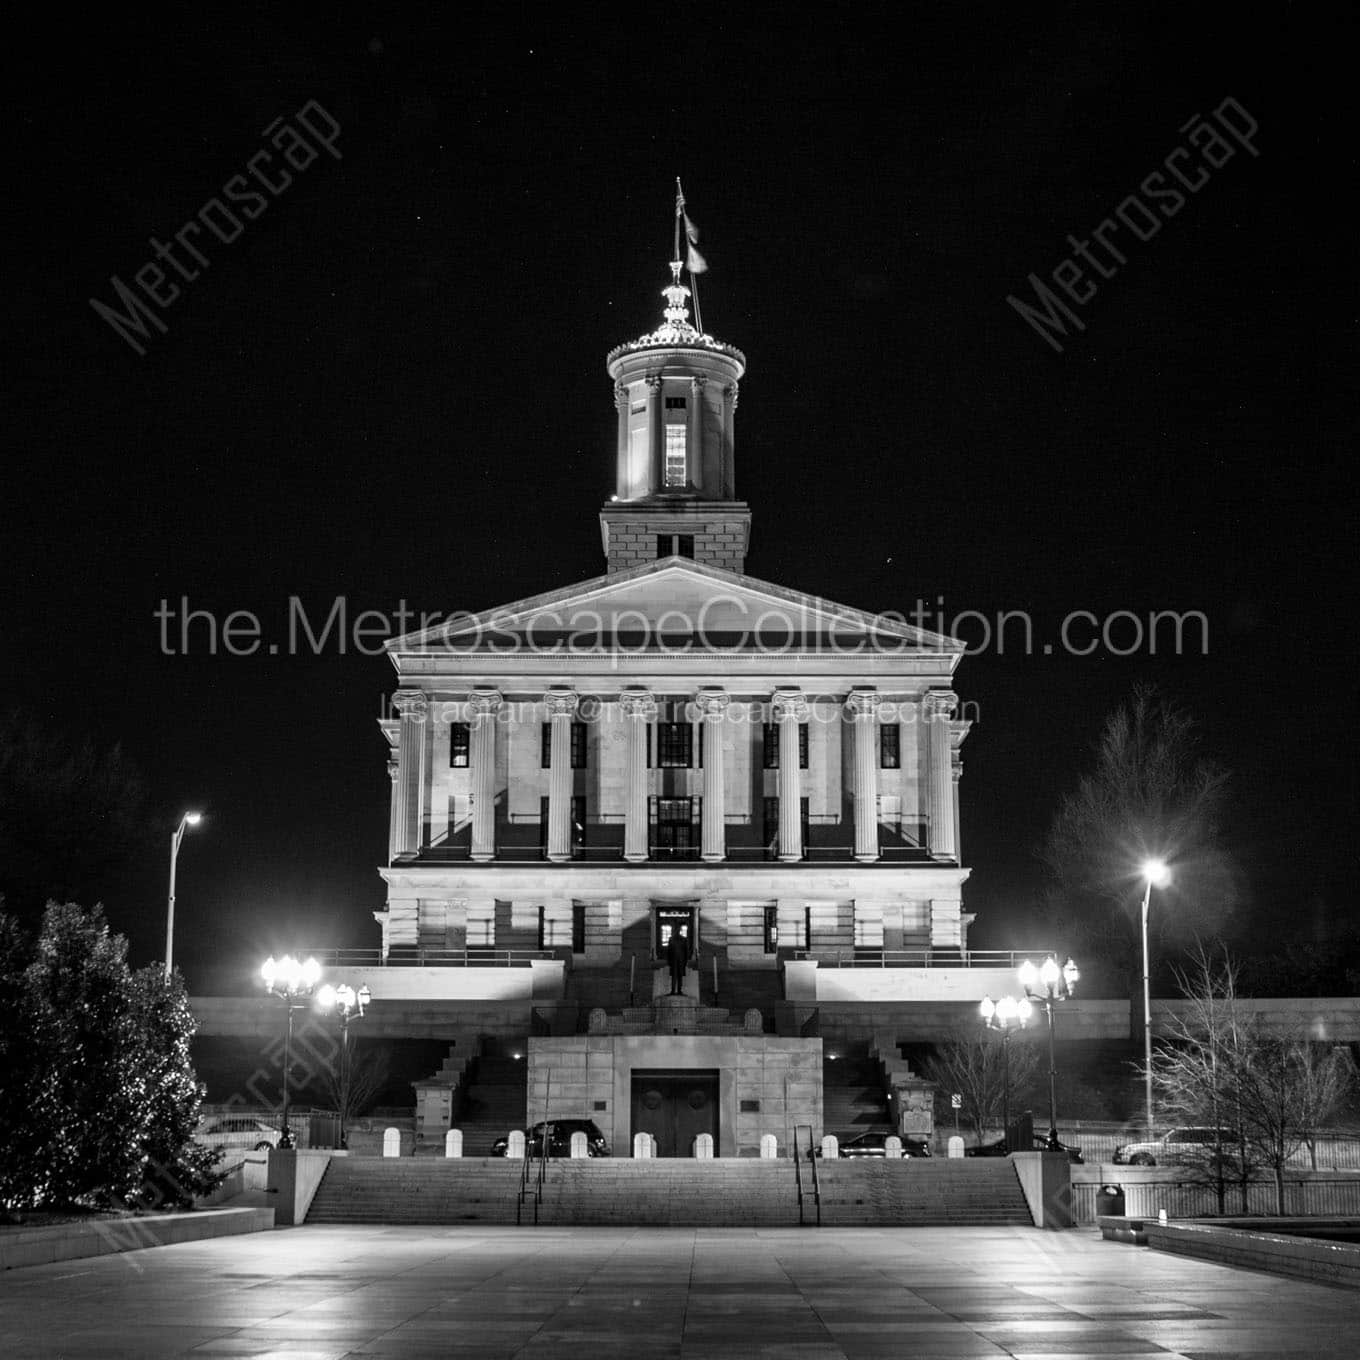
top-left (306, 1158), bottom-right (526, 1224)
top-left (450, 1053), bottom-right (528, 1155)
top-left (822, 1042), bottom-right (891, 1136)
top-left (533, 1159), bottom-right (802, 1226)
top-left (813, 1159), bottom-right (1034, 1226)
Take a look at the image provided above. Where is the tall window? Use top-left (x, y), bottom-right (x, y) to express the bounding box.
top-left (652, 797), bottom-right (695, 853)
top-left (541, 722), bottom-right (588, 767)
top-left (879, 724), bottom-right (900, 769)
top-left (664, 425), bottom-right (687, 487)
top-left (763, 905), bottom-right (779, 954)
top-left (656, 721), bottom-right (693, 768)
top-left (450, 722), bottom-right (470, 767)
top-left (762, 723), bottom-right (809, 768)
top-left (572, 901), bottom-right (587, 954)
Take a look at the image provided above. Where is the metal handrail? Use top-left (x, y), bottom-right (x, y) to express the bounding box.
top-left (303, 947), bottom-right (556, 968)
top-left (792, 1122), bottom-right (807, 1225)
top-left (516, 1133), bottom-right (532, 1224)
top-left (805, 1127), bottom-right (822, 1226)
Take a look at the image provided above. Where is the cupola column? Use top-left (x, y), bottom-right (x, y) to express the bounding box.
top-left (698, 690), bottom-right (729, 861)
top-left (925, 690), bottom-right (959, 860)
top-left (391, 690), bottom-right (428, 859)
top-left (773, 690), bottom-right (808, 862)
top-left (469, 689), bottom-right (503, 861)
top-left (846, 691), bottom-right (881, 862)
top-left (545, 690), bottom-right (580, 863)
top-left (688, 375), bottom-right (705, 490)
top-left (621, 691), bottom-right (656, 862)
top-left (646, 375), bottom-right (664, 494)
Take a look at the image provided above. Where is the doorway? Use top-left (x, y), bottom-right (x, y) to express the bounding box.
top-left (631, 1070), bottom-right (719, 1158)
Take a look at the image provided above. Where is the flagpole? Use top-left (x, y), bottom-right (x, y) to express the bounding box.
top-left (676, 177), bottom-right (705, 335)
top-left (674, 177), bottom-right (683, 265)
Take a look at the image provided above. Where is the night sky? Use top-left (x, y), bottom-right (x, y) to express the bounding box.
top-left (8, 8), bottom-right (1357, 990)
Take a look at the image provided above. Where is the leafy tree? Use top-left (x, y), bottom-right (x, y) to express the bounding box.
top-left (1152, 949), bottom-right (1357, 1214)
top-left (0, 712), bottom-right (152, 920)
top-left (0, 902), bottom-right (221, 1211)
top-left (923, 1031), bottom-right (1040, 1142)
top-left (1039, 684), bottom-right (1236, 1036)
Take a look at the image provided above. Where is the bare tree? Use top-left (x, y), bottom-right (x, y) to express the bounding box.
top-left (320, 1041), bottom-right (388, 1124)
top-left (1152, 949), bottom-right (1357, 1214)
top-left (1040, 684), bottom-right (1236, 1038)
top-left (923, 1031), bottom-right (1040, 1142)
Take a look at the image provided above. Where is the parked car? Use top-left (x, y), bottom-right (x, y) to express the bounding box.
top-left (966, 1135), bottom-right (1084, 1163)
top-left (197, 1116), bottom-right (282, 1154)
top-left (492, 1119), bottom-right (610, 1158)
top-left (826, 1131), bottom-right (932, 1159)
top-left (1112, 1127), bottom-right (1235, 1167)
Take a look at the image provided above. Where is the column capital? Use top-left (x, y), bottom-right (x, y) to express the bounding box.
top-left (772, 690), bottom-right (809, 723)
top-left (724, 380), bottom-right (739, 410)
top-left (544, 689), bottom-right (579, 719)
top-left (387, 757), bottom-right (399, 782)
top-left (845, 690), bottom-right (881, 720)
top-left (689, 373), bottom-right (707, 392)
top-left (392, 689), bottom-right (428, 718)
top-left (620, 690), bottom-right (657, 720)
top-left (645, 373), bottom-right (664, 391)
top-left (469, 688), bottom-right (503, 716)
top-left (695, 689), bottom-right (730, 720)
top-left (923, 689), bottom-right (959, 720)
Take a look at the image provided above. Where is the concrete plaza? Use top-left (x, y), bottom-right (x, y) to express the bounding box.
top-left (0, 1223), bottom-right (1353, 1358)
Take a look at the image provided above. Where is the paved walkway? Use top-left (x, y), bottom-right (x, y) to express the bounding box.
top-left (0, 1224), bottom-right (1353, 1357)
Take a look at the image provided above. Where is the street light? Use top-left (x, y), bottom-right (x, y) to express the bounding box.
top-left (979, 993), bottom-right (1033, 1151)
top-left (1019, 953), bottom-right (1079, 1151)
top-left (316, 982), bottom-right (371, 1149)
top-left (261, 954), bottom-right (322, 1149)
top-left (1139, 858), bottom-right (1171, 1140)
top-left (164, 811), bottom-right (203, 981)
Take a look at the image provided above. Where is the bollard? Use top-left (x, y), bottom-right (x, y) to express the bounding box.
top-left (820, 1135), bottom-right (839, 1161)
top-left (445, 1129), bottom-right (463, 1159)
top-left (507, 1129), bottom-right (525, 1160)
top-left (694, 1133), bottom-right (714, 1159)
top-left (884, 1135), bottom-right (903, 1159)
top-left (570, 1131), bottom-right (588, 1158)
top-left (633, 1132), bottom-right (653, 1158)
top-left (760, 1133), bottom-right (778, 1159)
top-left (947, 1135), bottom-right (965, 1158)
top-left (382, 1127), bottom-right (401, 1158)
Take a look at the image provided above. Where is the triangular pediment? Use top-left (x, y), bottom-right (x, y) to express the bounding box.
top-left (388, 558), bottom-right (962, 657)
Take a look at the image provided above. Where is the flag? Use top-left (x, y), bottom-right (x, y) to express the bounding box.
top-left (676, 178), bottom-right (707, 272)
top-left (686, 242), bottom-right (708, 274)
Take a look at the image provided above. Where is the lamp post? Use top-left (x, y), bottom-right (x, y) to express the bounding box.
top-left (164, 811), bottom-right (203, 981)
top-left (316, 982), bottom-right (371, 1149)
top-left (1019, 953), bottom-right (1079, 1151)
top-left (261, 954), bottom-right (322, 1149)
top-left (979, 994), bottom-right (1033, 1150)
top-left (1139, 858), bottom-right (1171, 1140)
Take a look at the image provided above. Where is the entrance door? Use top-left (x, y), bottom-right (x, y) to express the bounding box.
top-left (631, 1070), bottom-right (719, 1158)
top-left (654, 904), bottom-right (697, 954)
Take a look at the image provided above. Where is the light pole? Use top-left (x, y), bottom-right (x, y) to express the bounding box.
top-left (979, 994), bottom-right (1033, 1150)
top-left (164, 811), bottom-right (203, 981)
top-left (262, 954), bottom-right (322, 1149)
top-left (316, 982), bottom-right (371, 1149)
top-left (1019, 953), bottom-right (1079, 1151)
top-left (1139, 858), bottom-right (1171, 1140)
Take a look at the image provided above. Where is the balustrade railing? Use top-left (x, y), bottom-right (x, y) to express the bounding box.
top-left (304, 947), bottom-right (555, 968)
top-left (791, 948), bottom-right (1050, 969)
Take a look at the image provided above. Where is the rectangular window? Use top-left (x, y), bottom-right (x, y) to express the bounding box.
top-left (664, 396), bottom-right (688, 409)
top-left (571, 794), bottom-right (586, 849)
top-left (539, 795), bottom-right (549, 848)
top-left (652, 797), bottom-right (695, 853)
top-left (572, 901), bottom-right (587, 954)
top-left (763, 905), bottom-right (779, 954)
top-left (656, 533), bottom-right (696, 559)
top-left (541, 722), bottom-right (588, 768)
top-left (879, 724), bottom-right (900, 769)
top-left (656, 721), bottom-right (692, 768)
top-left (450, 722), bottom-right (470, 767)
top-left (762, 723), bottom-right (809, 768)
top-left (664, 425), bottom-right (687, 487)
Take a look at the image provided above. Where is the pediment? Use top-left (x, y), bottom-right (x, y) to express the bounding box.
top-left (387, 559), bottom-right (962, 658)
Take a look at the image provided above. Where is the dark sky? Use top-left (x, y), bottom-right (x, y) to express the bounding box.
top-left (7, 7), bottom-right (1357, 988)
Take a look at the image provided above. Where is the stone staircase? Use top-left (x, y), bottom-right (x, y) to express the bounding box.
top-left (304, 1155), bottom-right (1034, 1228)
top-left (307, 1157), bottom-right (526, 1224)
top-left (448, 1053), bottom-right (528, 1155)
top-left (813, 1159), bottom-right (1034, 1226)
top-left (822, 1042), bottom-right (892, 1137)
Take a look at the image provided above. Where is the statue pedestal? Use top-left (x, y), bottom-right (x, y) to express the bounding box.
top-left (651, 965), bottom-right (700, 1001)
top-left (653, 992), bottom-right (698, 1034)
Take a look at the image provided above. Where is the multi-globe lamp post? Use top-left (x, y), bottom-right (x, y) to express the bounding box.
top-left (316, 982), bottom-right (371, 1149)
top-left (261, 954), bottom-right (322, 1149)
top-left (1019, 953), bottom-right (1079, 1151)
top-left (1139, 858), bottom-right (1172, 1139)
top-left (979, 993), bottom-right (1033, 1151)
top-left (164, 811), bottom-right (203, 981)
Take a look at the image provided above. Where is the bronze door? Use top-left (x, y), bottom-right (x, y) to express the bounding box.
top-left (631, 1070), bottom-right (719, 1158)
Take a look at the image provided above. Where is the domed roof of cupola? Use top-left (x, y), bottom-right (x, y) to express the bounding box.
top-left (606, 261), bottom-right (745, 374)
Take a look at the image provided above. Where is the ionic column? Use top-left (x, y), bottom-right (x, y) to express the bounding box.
top-left (773, 690), bottom-right (808, 862)
top-left (391, 690), bottom-right (428, 858)
top-left (925, 690), bottom-right (959, 860)
top-left (698, 690), bottom-right (729, 861)
top-left (846, 691), bottom-right (880, 862)
top-left (545, 690), bottom-right (579, 862)
top-left (621, 690), bottom-right (656, 862)
top-left (688, 374), bottom-right (706, 490)
top-left (646, 375), bottom-right (664, 492)
top-left (469, 688), bottom-right (502, 861)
